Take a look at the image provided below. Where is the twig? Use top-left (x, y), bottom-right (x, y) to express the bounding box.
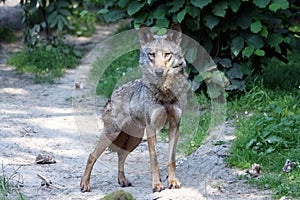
top-left (36, 174), bottom-right (64, 189)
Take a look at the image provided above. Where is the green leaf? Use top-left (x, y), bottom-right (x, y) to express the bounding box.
top-left (212, 2), bottom-right (228, 17)
top-left (283, 37), bottom-right (290, 44)
top-left (168, 0), bottom-right (185, 13)
top-left (191, 0), bottom-right (212, 9)
top-left (260, 26), bottom-right (268, 38)
top-left (195, 74), bottom-right (204, 82)
top-left (49, 16), bottom-right (58, 28)
top-left (58, 15), bottom-right (69, 26)
top-left (227, 0), bottom-right (241, 12)
top-left (248, 35), bottom-right (264, 49)
top-left (59, 9), bottom-right (72, 17)
top-left (127, 1), bottom-right (146, 16)
top-left (153, 9), bottom-right (165, 19)
top-left (185, 47), bottom-right (197, 63)
top-left (253, 0), bottom-right (270, 8)
top-left (231, 36), bottom-right (244, 56)
top-left (79, 10), bottom-right (88, 16)
top-left (118, 0), bottom-right (129, 8)
top-left (254, 49), bottom-right (265, 56)
top-left (203, 14), bottom-right (219, 30)
top-left (237, 12), bottom-right (252, 29)
top-left (57, 0), bottom-right (69, 8)
top-left (47, 10), bottom-right (58, 24)
top-left (48, 4), bottom-right (55, 12)
top-left (219, 58), bottom-right (232, 68)
top-left (155, 18), bottom-right (169, 28)
top-left (177, 8), bottom-right (187, 23)
top-left (134, 12), bottom-right (148, 23)
top-left (186, 6), bottom-right (200, 18)
top-left (269, 0), bottom-right (289, 12)
top-left (250, 20), bottom-right (262, 33)
top-left (97, 8), bottom-right (109, 15)
top-left (227, 63), bottom-right (243, 79)
top-left (242, 46), bottom-right (254, 57)
top-left (104, 10), bottom-right (126, 22)
top-left (240, 64), bottom-right (252, 75)
top-left (268, 33), bottom-right (283, 47)
top-left (57, 19), bottom-right (63, 30)
top-left (265, 147), bottom-right (274, 154)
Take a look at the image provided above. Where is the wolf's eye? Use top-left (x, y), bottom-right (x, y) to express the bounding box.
top-left (165, 52), bottom-right (172, 61)
top-left (148, 52), bottom-right (155, 61)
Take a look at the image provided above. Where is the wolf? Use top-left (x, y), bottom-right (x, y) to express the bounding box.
top-left (80, 24), bottom-right (189, 193)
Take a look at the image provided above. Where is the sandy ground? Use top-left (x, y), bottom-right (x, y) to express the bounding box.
top-left (0, 2), bottom-right (273, 200)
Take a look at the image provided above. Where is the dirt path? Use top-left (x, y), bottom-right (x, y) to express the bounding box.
top-left (1, 3), bottom-right (272, 200)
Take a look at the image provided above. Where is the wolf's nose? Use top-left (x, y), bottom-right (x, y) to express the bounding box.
top-left (155, 68), bottom-right (164, 76)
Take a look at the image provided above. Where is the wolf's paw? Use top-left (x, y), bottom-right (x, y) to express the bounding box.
top-left (152, 182), bottom-right (165, 192)
top-left (80, 178), bottom-right (91, 192)
top-left (168, 178), bottom-right (181, 189)
top-left (118, 177), bottom-right (132, 187)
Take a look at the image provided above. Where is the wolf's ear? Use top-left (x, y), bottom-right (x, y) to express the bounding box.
top-left (167, 23), bottom-right (182, 45)
top-left (139, 24), bottom-right (154, 46)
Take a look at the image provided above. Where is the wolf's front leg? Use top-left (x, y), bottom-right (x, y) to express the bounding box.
top-left (167, 107), bottom-right (182, 189)
top-left (146, 127), bottom-right (164, 192)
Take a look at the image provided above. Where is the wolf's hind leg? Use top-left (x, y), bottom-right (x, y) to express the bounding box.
top-left (80, 127), bottom-right (120, 192)
top-left (113, 131), bottom-right (142, 187)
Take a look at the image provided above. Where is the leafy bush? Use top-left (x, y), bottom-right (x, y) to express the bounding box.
top-left (94, 0), bottom-right (297, 91)
top-left (68, 1), bottom-right (102, 37)
top-left (21, 0), bottom-right (72, 47)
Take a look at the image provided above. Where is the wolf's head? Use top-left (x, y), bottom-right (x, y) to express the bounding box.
top-left (138, 24), bottom-right (186, 82)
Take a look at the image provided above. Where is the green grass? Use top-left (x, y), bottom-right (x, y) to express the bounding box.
top-left (7, 42), bottom-right (82, 83)
top-left (227, 51), bottom-right (300, 199)
top-left (0, 164), bottom-right (25, 200)
top-left (262, 51), bottom-right (300, 91)
top-left (96, 50), bottom-right (139, 97)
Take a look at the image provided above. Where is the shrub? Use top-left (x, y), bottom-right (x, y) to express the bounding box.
top-left (94, 0), bottom-right (297, 91)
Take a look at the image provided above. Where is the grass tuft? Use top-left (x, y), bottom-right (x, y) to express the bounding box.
top-left (0, 164), bottom-right (25, 200)
top-left (7, 41), bottom-right (82, 83)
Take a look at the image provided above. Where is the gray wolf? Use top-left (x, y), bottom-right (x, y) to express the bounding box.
top-left (80, 24), bottom-right (189, 193)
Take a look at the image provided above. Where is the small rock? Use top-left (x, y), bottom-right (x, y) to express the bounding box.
top-left (282, 159), bottom-right (297, 173)
top-left (246, 163), bottom-right (261, 178)
top-left (35, 154), bottom-right (56, 164)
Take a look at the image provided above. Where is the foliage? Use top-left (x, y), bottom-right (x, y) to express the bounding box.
top-left (7, 39), bottom-right (82, 83)
top-left (262, 51), bottom-right (300, 90)
top-left (96, 50), bottom-right (139, 97)
top-left (21, 0), bottom-right (72, 47)
top-left (0, 164), bottom-right (25, 200)
top-left (68, 1), bottom-right (100, 36)
top-left (0, 26), bottom-right (15, 43)
top-left (226, 51), bottom-right (300, 198)
top-left (92, 0), bottom-right (298, 91)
